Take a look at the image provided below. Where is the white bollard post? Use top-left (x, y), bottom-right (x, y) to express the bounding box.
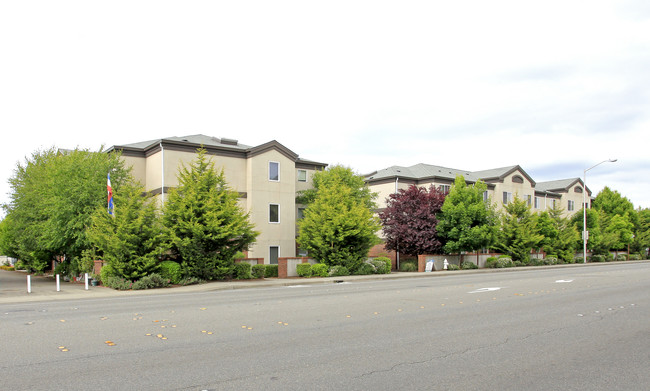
top-left (27, 275), bottom-right (32, 293)
top-left (56, 274), bottom-right (60, 292)
top-left (85, 273), bottom-right (89, 290)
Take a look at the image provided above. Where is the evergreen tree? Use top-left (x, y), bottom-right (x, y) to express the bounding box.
top-left (493, 195), bottom-right (543, 263)
top-left (86, 180), bottom-right (166, 280)
top-left (297, 165), bottom-right (380, 271)
top-left (162, 149), bottom-right (258, 280)
top-left (536, 203), bottom-right (579, 261)
top-left (437, 176), bottom-right (496, 255)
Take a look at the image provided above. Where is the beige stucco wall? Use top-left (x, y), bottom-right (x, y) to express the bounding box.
top-left (245, 150), bottom-right (298, 262)
top-left (489, 170), bottom-right (535, 213)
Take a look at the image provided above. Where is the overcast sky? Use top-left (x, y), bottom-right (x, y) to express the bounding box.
top-left (1, 1), bottom-right (649, 218)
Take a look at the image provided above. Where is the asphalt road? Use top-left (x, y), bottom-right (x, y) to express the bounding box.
top-left (1, 263), bottom-right (649, 390)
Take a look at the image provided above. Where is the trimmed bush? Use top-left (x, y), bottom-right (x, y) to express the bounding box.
top-left (447, 264), bottom-right (460, 271)
top-left (495, 257), bottom-right (514, 268)
top-left (354, 263), bottom-right (375, 275)
top-left (264, 264), bottom-right (278, 278)
top-left (132, 273), bottom-right (170, 290)
top-left (375, 257), bottom-right (392, 273)
top-left (296, 263), bottom-right (312, 277)
top-left (160, 261), bottom-right (182, 284)
top-left (629, 253), bottom-right (641, 261)
top-left (103, 276), bottom-right (133, 290)
top-left (615, 254), bottom-right (628, 261)
top-left (311, 263), bottom-right (329, 277)
top-left (371, 259), bottom-right (390, 274)
top-left (252, 264), bottom-right (266, 279)
top-left (399, 261), bottom-right (418, 272)
top-left (234, 262), bottom-right (252, 279)
top-left (461, 262), bottom-right (478, 270)
top-left (178, 276), bottom-right (201, 286)
top-left (0, 265), bottom-right (15, 271)
top-left (485, 257), bottom-right (498, 268)
top-left (542, 257), bottom-right (559, 265)
top-left (590, 254), bottom-right (606, 262)
top-left (329, 265), bottom-right (350, 277)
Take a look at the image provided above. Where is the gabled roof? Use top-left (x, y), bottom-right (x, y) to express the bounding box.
top-left (537, 178), bottom-right (589, 195)
top-left (107, 134), bottom-right (327, 167)
top-left (366, 163), bottom-right (480, 183)
top-left (366, 163), bottom-right (535, 185)
top-left (471, 165), bottom-right (536, 186)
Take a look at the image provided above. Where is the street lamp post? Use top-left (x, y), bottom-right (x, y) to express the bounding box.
top-left (582, 159), bottom-right (617, 263)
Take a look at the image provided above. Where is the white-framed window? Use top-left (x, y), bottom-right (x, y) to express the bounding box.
top-left (297, 169), bottom-right (307, 182)
top-left (269, 246), bottom-right (279, 265)
top-left (439, 184), bottom-right (451, 194)
top-left (568, 200), bottom-right (575, 211)
top-left (534, 196), bottom-right (541, 209)
top-left (502, 192), bottom-right (512, 204)
top-left (269, 161), bottom-right (279, 181)
top-left (526, 195), bottom-right (532, 206)
top-left (269, 204), bottom-right (280, 223)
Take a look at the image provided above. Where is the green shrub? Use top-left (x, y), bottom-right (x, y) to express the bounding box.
top-left (374, 257), bottom-right (392, 273)
top-left (574, 257), bottom-right (584, 263)
top-left (178, 276), bottom-right (202, 286)
top-left (132, 273), bottom-right (170, 290)
top-left (528, 258), bottom-right (544, 266)
top-left (495, 257), bottom-right (514, 268)
top-left (590, 254), bottom-right (606, 262)
top-left (53, 262), bottom-right (71, 278)
top-left (447, 264), bottom-right (460, 271)
top-left (329, 265), bottom-right (350, 277)
top-left (542, 257), bottom-right (559, 265)
top-left (371, 259), bottom-right (390, 274)
top-left (461, 262), bottom-right (478, 270)
top-left (160, 261), bottom-right (182, 284)
top-left (103, 276), bottom-right (133, 290)
top-left (354, 263), bottom-right (375, 275)
top-left (615, 254), bottom-right (628, 262)
top-left (234, 262), bottom-right (252, 279)
top-left (296, 263), bottom-right (312, 277)
top-left (0, 265), bottom-right (15, 271)
top-left (252, 264), bottom-right (266, 278)
top-left (629, 254), bottom-right (641, 261)
top-left (485, 257), bottom-right (498, 268)
top-left (311, 263), bottom-right (329, 277)
top-left (264, 264), bottom-right (278, 278)
top-left (399, 261), bottom-right (418, 272)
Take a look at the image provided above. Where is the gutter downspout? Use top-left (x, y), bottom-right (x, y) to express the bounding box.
top-left (160, 141), bottom-right (165, 205)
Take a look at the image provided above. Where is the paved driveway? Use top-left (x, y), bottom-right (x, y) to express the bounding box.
top-left (0, 269), bottom-right (95, 301)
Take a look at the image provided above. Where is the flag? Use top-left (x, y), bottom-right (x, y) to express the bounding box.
top-left (107, 173), bottom-right (114, 215)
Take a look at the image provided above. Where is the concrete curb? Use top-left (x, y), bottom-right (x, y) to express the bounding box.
top-left (1, 260), bottom-right (648, 305)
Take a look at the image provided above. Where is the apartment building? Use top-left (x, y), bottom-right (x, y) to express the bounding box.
top-left (365, 163), bottom-right (589, 217)
top-left (107, 134), bottom-right (326, 264)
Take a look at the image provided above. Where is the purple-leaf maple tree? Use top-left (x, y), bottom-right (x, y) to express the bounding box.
top-left (379, 184), bottom-right (446, 256)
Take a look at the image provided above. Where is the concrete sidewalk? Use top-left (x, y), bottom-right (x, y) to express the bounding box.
top-left (0, 268), bottom-right (432, 304)
top-left (2, 261), bottom-right (648, 304)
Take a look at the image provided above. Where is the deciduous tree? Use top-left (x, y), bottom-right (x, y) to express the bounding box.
top-left (297, 165), bottom-right (380, 271)
top-left (437, 176), bottom-right (496, 255)
top-left (379, 184), bottom-right (447, 257)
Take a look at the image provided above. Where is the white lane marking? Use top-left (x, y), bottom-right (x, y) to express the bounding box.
top-left (468, 287), bottom-right (502, 294)
top-left (555, 279), bottom-right (574, 283)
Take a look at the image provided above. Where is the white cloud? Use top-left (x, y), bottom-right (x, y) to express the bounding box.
top-left (1, 0), bottom-right (649, 214)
